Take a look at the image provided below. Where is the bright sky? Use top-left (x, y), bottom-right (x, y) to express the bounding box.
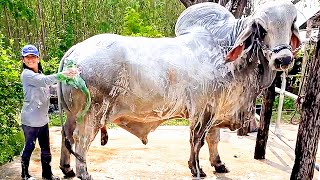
top-left (252, 0), bottom-right (320, 27)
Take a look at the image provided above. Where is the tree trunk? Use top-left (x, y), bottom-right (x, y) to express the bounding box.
top-left (243, 0), bottom-right (252, 17)
top-left (290, 28), bottom-right (320, 180)
top-left (179, 0), bottom-right (247, 17)
top-left (299, 19), bottom-right (313, 95)
top-left (229, 0), bottom-right (247, 18)
top-left (82, 0), bottom-right (87, 40)
top-left (4, 6), bottom-right (12, 38)
top-left (218, 0), bottom-right (229, 7)
top-left (179, 0), bottom-right (215, 8)
top-left (37, 0), bottom-right (47, 58)
top-left (254, 81), bottom-right (276, 159)
top-left (50, 1), bottom-right (58, 33)
top-left (60, 0), bottom-right (65, 26)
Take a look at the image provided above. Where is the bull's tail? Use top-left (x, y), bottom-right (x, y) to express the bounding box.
top-left (77, 80), bottom-right (91, 122)
top-left (57, 45), bottom-right (86, 163)
top-left (58, 45), bottom-right (76, 116)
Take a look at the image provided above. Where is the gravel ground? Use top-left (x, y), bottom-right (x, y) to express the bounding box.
top-left (0, 124), bottom-right (319, 180)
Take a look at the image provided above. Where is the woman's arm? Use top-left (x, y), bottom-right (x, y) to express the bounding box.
top-left (22, 69), bottom-right (58, 87)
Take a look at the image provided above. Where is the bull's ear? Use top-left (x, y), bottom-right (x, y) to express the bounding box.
top-left (291, 23), bottom-right (301, 56)
top-left (225, 24), bottom-right (254, 62)
top-left (290, 33), bottom-right (301, 56)
top-left (225, 44), bottom-right (245, 62)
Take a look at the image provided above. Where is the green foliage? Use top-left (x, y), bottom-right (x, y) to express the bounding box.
top-left (162, 118), bottom-right (190, 126)
top-left (47, 23), bottom-right (76, 60)
top-left (0, 33), bottom-right (23, 126)
top-left (0, 32), bottom-right (24, 165)
top-left (49, 113), bottom-right (64, 127)
top-left (0, 0), bottom-right (184, 60)
top-left (256, 95), bottom-right (299, 123)
top-left (256, 95), bottom-right (296, 110)
top-left (122, 7), bottom-right (163, 37)
top-left (273, 96), bottom-right (296, 110)
top-left (41, 57), bottom-right (60, 74)
top-left (0, 129), bottom-right (24, 165)
top-left (271, 111), bottom-right (301, 123)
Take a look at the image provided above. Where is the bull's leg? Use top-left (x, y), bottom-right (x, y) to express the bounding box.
top-left (188, 122), bottom-right (207, 178)
top-left (206, 127), bottom-right (229, 173)
top-left (74, 115), bottom-right (100, 180)
top-left (60, 114), bottom-right (76, 178)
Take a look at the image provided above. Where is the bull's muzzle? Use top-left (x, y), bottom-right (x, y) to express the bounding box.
top-left (274, 55), bottom-right (293, 69)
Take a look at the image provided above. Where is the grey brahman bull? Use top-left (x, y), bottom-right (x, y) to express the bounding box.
top-left (58, 1), bottom-right (300, 179)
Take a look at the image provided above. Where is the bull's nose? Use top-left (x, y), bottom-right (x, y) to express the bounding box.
top-left (275, 56), bottom-right (292, 66)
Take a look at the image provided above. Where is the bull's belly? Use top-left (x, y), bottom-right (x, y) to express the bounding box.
top-left (109, 99), bottom-right (188, 144)
top-left (109, 98), bottom-right (188, 123)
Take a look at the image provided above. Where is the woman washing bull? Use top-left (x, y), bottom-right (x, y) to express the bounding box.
top-left (20, 44), bottom-right (78, 180)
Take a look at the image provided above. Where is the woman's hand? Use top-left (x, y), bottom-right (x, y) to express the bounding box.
top-left (61, 68), bottom-right (79, 78)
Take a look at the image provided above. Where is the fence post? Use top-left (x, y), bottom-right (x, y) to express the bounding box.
top-left (275, 72), bottom-right (286, 136)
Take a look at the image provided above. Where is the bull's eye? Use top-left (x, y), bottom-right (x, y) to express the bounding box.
top-left (257, 24), bottom-right (267, 38)
top-left (291, 17), bottom-right (297, 31)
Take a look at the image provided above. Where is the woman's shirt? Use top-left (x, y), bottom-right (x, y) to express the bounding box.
top-left (20, 69), bottom-right (58, 127)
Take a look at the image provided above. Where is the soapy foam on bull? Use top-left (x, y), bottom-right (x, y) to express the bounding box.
top-left (62, 2), bottom-right (296, 132)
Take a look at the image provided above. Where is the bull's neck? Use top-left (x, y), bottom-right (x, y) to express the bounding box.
top-left (232, 17), bottom-right (250, 44)
top-left (234, 50), bottom-right (277, 94)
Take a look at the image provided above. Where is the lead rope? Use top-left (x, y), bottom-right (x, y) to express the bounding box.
top-left (288, 44), bottom-right (304, 124)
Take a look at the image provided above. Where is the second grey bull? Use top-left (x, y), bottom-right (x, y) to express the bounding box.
top-left (58, 1), bottom-right (300, 179)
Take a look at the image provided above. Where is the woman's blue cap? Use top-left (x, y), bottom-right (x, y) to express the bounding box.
top-left (21, 44), bottom-right (39, 57)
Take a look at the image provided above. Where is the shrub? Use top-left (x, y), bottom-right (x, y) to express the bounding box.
top-left (122, 7), bottom-right (163, 37)
top-left (256, 95), bottom-right (296, 110)
top-left (0, 33), bottom-right (24, 165)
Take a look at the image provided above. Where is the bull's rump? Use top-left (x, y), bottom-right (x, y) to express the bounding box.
top-left (63, 33), bottom-right (228, 121)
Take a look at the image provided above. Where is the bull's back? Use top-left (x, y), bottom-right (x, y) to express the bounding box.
top-left (62, 34), bottom-right (191, 116)
top-left (68, 33), bottom-right (190, 84)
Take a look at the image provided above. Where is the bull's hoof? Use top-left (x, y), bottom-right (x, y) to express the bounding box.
top-left (188, 160), bottom-right (207, 178)
top-left (64, 169), bottom-right (76, 178)
top-left (214, 164), bottom-right (229, 173)
top-left (77, 164), bottom-right (93, 180)
top-left (77, 174), bottom-right (93, 180)
top-left (60, 165), bottom-right (76, 178)
top-left (191, 168), bottom-right (207, 178)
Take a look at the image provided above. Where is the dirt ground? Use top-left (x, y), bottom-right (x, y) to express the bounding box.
top-left (1, 124), bottom-right (320, 180)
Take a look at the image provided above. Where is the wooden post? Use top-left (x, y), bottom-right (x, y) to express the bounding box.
top-left (254, 81), bottom-right (276, 159)
top-left (290, 28), bottom-right (320, 180)
top-left (299, 20), bottom-right (313, 95)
